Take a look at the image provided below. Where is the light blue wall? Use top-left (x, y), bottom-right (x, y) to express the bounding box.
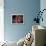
top-left (4, 0), bottom-right (40, 42)
top-left (40, 0), bottom-right (46, 27)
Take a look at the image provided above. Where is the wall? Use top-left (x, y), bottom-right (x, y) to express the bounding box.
top-left (40, 0), bottom-right (46, 26)
top-left (0, 0), bottom-right (4, 42)
top-left (4, 0), bottom-right (40, 42)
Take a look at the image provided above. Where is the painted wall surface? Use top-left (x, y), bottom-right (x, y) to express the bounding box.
top-left (40, 0), bottom-right (46, 26)
top-left (4, 0), bottom-right (40, 42)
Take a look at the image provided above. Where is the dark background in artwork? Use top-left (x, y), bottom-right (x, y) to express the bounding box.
top-left (12, 15), bottom-right (23, 23)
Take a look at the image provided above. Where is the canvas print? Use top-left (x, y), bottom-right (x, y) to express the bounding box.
top-left (12, 15), bottom-right (23, 23)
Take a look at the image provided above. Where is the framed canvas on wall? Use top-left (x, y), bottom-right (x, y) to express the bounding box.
top-left (11, 14), bottom-right (24, 24)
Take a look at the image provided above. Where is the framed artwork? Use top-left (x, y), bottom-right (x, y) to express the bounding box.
top-left (12, 14), bottom-right (24, 24)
